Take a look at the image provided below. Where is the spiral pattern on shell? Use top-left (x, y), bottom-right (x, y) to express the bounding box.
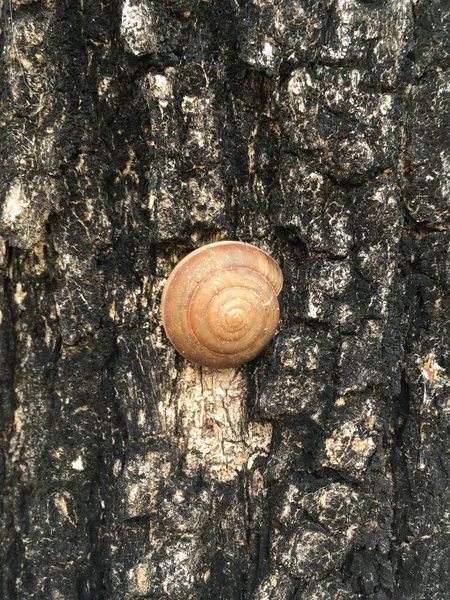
top-left (161, 241), bottom-right (283, 368)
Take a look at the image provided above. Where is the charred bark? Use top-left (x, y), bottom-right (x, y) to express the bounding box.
top-left (1, 0), bottom-right (450, 598)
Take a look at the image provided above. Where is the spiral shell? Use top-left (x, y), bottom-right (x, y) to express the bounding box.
top-left (161, 241), bottom-right (283, 369)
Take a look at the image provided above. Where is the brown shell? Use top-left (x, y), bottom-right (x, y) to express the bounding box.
top-left (161, 241), bottom-right (283, 368)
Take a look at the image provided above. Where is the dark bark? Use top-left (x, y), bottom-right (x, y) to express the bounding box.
top-left (1, 0), bottom-right (450, 598)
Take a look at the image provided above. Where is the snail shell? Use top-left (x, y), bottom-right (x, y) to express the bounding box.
top-left (161, 241), bottom-right (283, 369)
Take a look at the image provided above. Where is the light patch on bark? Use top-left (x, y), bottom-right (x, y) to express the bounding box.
top-left (14, 282), bottom-right (27, 306)
top-left (121, 0), bottom-right (157, 56)
top-left (122, 450), bottom-right (172, 518)
top-left (128, 537), bottom-right (203, 597)
top-left (324, 421), bottom-right (376, 474)
top-left (324, 0), bottom-right (412, 63)
top-left (262, 42), bottom-right (273, 60)
top-left (8, 404), bottom-right (26, 464)
top-left (307, 299), bottom-right (319, 320)
top-left (165, 366), bottom-right (272, 482)
top-left (247, 123), bottom-right (259, 174)
top-left (71, 456), bottom-right (85, 471)
top-left (1, 177), bottom-right (54, 248)
top-left (53, 492), bottom-right (70, 519)
top-left (253, 570), bottom-right (295, 599)
top-left (2, 181), bottom-right (29, 225)
top-left (128, 563), bottom-right (150, 597)
top-left (440, 151), bottom-right (450, 202)
top-left (0, 238), bottom-right (6, 265)
top-left (48, 490), bottom-right (79, 529)
top-left (147, 73), bottom-right (174, 110)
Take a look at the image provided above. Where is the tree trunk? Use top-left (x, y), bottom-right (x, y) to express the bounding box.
top-left (1, 0), bottom-right (450, 598)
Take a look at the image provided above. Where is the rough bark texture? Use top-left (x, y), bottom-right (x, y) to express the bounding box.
top-left (1, 0), bottom-right (450, 598)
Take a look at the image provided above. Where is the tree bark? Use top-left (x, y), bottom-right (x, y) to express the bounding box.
top-left (1, 0), bottom-right (450, 598)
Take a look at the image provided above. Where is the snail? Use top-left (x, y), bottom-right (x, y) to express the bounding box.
top-left (161, 241), bottom-right (283, 369)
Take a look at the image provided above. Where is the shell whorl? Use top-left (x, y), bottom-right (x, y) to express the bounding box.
top-left (161, 241), bottom-right (283, 368)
